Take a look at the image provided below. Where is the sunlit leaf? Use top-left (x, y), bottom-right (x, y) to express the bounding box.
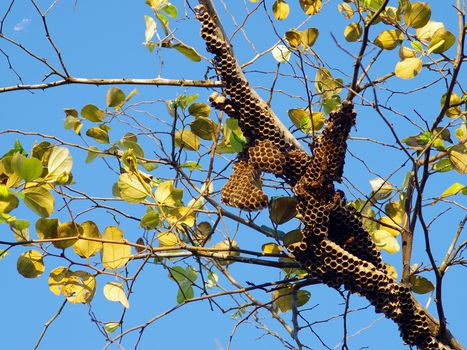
top-left (62, 270), bottom-right (96, 304)
top-left (81, 104), bottom-right (105, 122)
top-left (0, 189), bottom-right (19, 214)
top-left (372, 229), bottom-right (400, 253)
top-left (158, 231), bottom-right (179, 247)
top-left (395, 57), bottom-right (423, 79)
top-left (175, 129), bottom-right (200, 151)
top-left (399, 45), bottom-right (417, 59)
top-left (344, 22), bottom-right (362, 42)
top-left (190, 117), bottom-right (217, 140)
top-left (374, 29), bottom-right (403, 50)
top-left (102, 226), bottom-right (132, 269)
top-left (404, 2), bottom-right (431, 28)
top-left (213, 240), bottom-right (240, 265)
top-left (85, 146), bottom-right (100, 163)
top-left (161, 3), bottom-right (177, 18)
top-left (105, 323), bottom-right (120, 334)
top-left (301, 28), bottom-right (319, 47)
top-left (17, 250), bottom-right (44, 278)
top-left (73, 221), bottom-right (103, 258)
top-left (271, 45), bottom-right (291, 63)
top-left (106, 87), bottom-right (126, 109)
top-left (118, 173), bottom-right (151, 203)
top-left (273, 0), bottom-right (289, 20)
top-left (441, 92), bottom-right (462, 118)
top-left (300, 0), bottom-right (322, 15)
top-left (384, 263), bottom-right (398, 280)
top-left (154, 180), bottom-right (181, 206)
top-left (428, 28), bottom-right (455, 54)
top-left (416, 20), bottom-right (444, 41)
top-left (86, 127), bottom-right (110, 144)
top-left (338, 3), bottom-right (354, 19)
top-left (103, 282), bottom-right (129, 308)
top-left (11, 153), bottom-right (43, 182)
top-left (144, 15), bottom-right (157, 43)
top-left (285, 30), bottom-right (301, 48)
top-left (45, 147), bottom-right (73, 182)
top-left (23, 186), bottom-right (54, 218)
top-left (448, 144), bottom-right (467, 174)
top-left (262, 242), bottom-right (282, 255)
top-left (369, 177), bottom-right (394, 200)
top-left (273, 286), bottom-right (310, 313)
top-left (140, 210), bottom-right (160, 229)
top-left (36, 217), bottom-right (59, 240)
top-left (439, 183), bottom-right (466, 200)
top-left (11, 219), bottom-right (30, 242)
top-left (188, 103), bottom-right (211, 118)
top-left (172, 43), bottom-right (201, 62)
top-left (53, 221), bottom-right (81, 249)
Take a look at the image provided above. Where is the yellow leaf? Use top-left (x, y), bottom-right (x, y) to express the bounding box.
top-left (416, 20), bottom-right (444, 41)
top-left (441, 92), bottom-right (462, 118)
top-left (379, 216), bottom-right (402, 237)
top-left (337, 2), bottom-right (354, 19)
top-left (102, 226), bottom-right (132, 269)
top-left (384, 263), bottom-right (398, 280)
top-left (299, 0), bottom-right (322, 15)
top-left (395, 57), bottom-right (423, 79)
top-left (301, 28), bottom-right (319, 47)
top-left (273, 286), bottom-right (310, 313)
top-left (48, 266), bottom-right (69, 296)
top-left (374, 29), bottom-right (403, 50)
top-left (144, 15), bottom-right (156, 42)
top-left (62, 271), bottom-right (96, 304)
top-left (344, 22), bottom-right (362, 42)
top-left (372, 229), bottom-right (400, 253)
top-left (285, 30), bottom-right (301, 48)
top-left (448, 144), bottom-right (467, 174)
top-left (158, 231), bottom-right (179, 247)
top-left (118, 173), bottom-right (151, 203)
top-left (273, 0), bottom-right (290, 20)
top-left (17, 250), bottom-right (44, 278)
top-left (174, 129), bottom-right (200, 151)
top-left (262, 242), bottom-right (282, 255)
top-left (53, 221), bottom-right (82, 249)
top-left (399, 45), bottom-right (417, 59)
top-left (103, 282), bottom-right (129, 308)
top-left (213, 240), bottom-right (240, 265)
top-left (73, 220), bottom-right (103, 258)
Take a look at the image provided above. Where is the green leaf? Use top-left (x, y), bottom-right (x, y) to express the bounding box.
top-left (81, 104), bottom-right (105, 122)
top-left (282, 229), bottom-right (303, 246)
top-left (140, 210), bottom-right (160, 229)
top-left (410, 275), bottom-right (434, 294)
top-left (106, 87), bottom-right (126, 109)
top-left (179, 161), bottom-right (202, 171)
top-left (11, 219), bottom-right (30, 242)
top-left (11, 153), bottom-right (43, 181)
top-left (432, 158), bottom-right (453, 173)
top-left (35, 217), bottom-right (59, 240)
top-left (269, 196), bottom-right (298, 225)
top-left (45, 147), bottom-right (73, 182)
top-left (172, 43), bottom-right (201, 62)
top-left (168, 266), bottom-right (198, 303)
top-left (118, 173), bottom-right (151, 203)
top-left (85, 146), bottom-right (100, 163)
top-left (86, 127), bottom-right (110, 144)
top-left (101, 226), bottom-right (132, 270)
top-left (439, 183), bottom-right (466, 199)
top-left (23, 187), bottom-right (54, 217)
top-left (53, 221), bottom-right (81, 249)
top-left (404, 2), bottom-right (431, 28)
top-left (161, 3), bottom-right (177, 18)
top-left (190, 117), bottom-right (217, 140)
top-left (63, 115), bottom-right (83, 134)
top-left (105, 323), bottom-right (120, 334)
top-left (175, 129), bottom-right (200, 151)
top-left (428, 28), bottom-right (455, 54)
top-left (17, 250), bottom-right (44, 278)
top-left (395, 57), bottom-right (423, 79)
top-left (188, 103), bottom-right (211, 118)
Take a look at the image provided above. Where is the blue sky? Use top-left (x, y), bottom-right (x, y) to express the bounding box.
top-left (0, 1), bottom-right (465, 349)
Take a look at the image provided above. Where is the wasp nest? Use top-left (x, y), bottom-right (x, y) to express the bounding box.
top-left (221, 156), bottom-right (268, 211)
